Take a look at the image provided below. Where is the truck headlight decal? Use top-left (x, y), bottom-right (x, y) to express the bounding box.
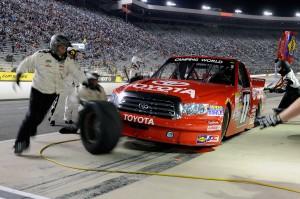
top-left (181, 103), bottom-right (209, 115)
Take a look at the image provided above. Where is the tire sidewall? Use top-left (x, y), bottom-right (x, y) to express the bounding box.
top-left (79, 101), bottom-right (121, 154)
top-left (221, 107), bottom-right (230, 141)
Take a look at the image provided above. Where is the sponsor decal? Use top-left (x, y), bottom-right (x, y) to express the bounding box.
top-left (99, 76), bottom-right (113, 82)
top-left (208, 121), bottom-right (220, 125)
top-left (207, 105), bottom-right (224, 116)
top-left (207, 125), bottom-right (222, 131)
top-left (124, 114), bottom-right (154, 125)
top-left (235, 92), bottom-right (241, 103)
top-left (196, 135), bottom-right (220, 144)
top-left (201, 59), bottom-right (223, 64)
top-left (0, 72), bottom-right (33, 82)
top-left (152, 80), bottom-right (189, 87)
top-left (131, 83), bottom-right (196, 98)
top-left (174, 58), bottom-right (199, 62)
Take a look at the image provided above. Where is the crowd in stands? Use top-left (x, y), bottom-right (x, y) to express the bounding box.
top-left (1, 0), bottom-right (299, 75)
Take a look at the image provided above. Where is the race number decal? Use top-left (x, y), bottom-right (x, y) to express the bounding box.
top-left (240, 94), bottom-right (250, 123)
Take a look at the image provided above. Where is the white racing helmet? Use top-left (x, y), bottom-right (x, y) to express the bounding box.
top-left (86, 71), bottom-right (100, 81)
top-left (131, 56), bottom-right (143, 69)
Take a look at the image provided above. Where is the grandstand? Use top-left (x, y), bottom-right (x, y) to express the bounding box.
top-left (0, 0), bottom-right (299, 76)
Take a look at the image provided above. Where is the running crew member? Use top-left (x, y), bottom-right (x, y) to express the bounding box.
top-left (14, 34), bottom-right (86, 154)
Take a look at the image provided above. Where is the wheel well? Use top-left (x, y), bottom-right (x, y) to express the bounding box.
top-left (226, 103), bottom-right (231, 118)
top-left (221, 102), bottom-right (232, 139)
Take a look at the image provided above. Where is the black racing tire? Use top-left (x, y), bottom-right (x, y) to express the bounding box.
top-left (78, 101), bottom-right (122, 154)
top-left (221, 107), bottom-right (230, 141)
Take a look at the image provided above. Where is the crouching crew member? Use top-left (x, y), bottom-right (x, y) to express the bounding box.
top-left (78, 72), bottom-right (107, 102)
top-left (270, 59), bottom-right (300, 112)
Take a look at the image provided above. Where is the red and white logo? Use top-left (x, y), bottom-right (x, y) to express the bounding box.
top-left (131, 83), bottom-right (196, 98)
top-left (207, 125), bottom-right (222, 131)
top-left (152, 80), bottom-right (190, 87)
top-left (124, 114), bottom-right (155, 125)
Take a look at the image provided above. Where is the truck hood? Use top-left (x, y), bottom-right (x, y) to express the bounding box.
top-left (120, 79), bottom-right (234, 102)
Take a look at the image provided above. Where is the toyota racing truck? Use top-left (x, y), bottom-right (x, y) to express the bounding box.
top-left (110, 56), bottom-right (265, 146)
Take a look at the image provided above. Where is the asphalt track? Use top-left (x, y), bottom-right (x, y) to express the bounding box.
top-left (0, 100), bottom-right (60, 141)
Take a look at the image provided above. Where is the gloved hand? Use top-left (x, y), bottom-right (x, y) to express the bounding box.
top-left (269, 88), bottom-right (285, 93)
top-left (13, 73), bottom-right (22, 92)
top-left (16, 73), bottom-right (21, 86)
top-left (268, 88), bottom-right (275, 93)
top-left (274, 88), bottom-right (286, 93)
top-left (255, 114), bottom-right (282, 129)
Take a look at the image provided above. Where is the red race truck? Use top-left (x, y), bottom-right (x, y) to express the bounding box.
top-left (110, 56), bottom-right (265, 146)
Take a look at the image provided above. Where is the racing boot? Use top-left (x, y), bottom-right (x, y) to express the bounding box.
top-left (59, 126), bottom-right (78, 134)
top-left (14, 140), bottom-right (30, 155)
top-left (64, 120), bottom-right (73, 124)
top-left (50, 120), bottom-right (55, 126)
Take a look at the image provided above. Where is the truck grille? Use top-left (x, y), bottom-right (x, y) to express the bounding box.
top-left (118, 92), bottom-right (181, 119)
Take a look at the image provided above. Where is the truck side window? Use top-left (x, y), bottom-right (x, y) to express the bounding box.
top-left (238, 63), bottom-right (250, 88)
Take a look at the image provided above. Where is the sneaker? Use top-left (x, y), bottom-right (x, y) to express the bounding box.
top-left (14, 141), bottom-right (30, 155)
top-left (50, 120), bottom-right (55, 126)
top-left (59, 126), bottom-right (78, 134)
top-left (65, 120), bottom-right (73, 124)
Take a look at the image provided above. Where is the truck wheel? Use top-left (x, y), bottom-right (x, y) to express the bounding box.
top-left (221, 107), bottom-right (230, 141)
top-left (79, 101), bottom-right (122, 154)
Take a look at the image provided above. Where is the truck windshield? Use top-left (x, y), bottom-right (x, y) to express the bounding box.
top-left (152, 59), bottom-right (236, 86)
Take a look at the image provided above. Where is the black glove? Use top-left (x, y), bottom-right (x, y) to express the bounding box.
top-left (16, 73), bottom-right (21, 86)
top-left (268, 88), bottom-right (275, 93)
top-left (276, 60), bottom-right (291, 76)
top-left (274, 88), bottom-right (286, 93)
top-left (255, 114), bottom-right (282, 129)
top-left (269, 88), bottom-right (285, 93)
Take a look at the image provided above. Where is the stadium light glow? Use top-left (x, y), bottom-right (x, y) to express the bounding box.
top-left (263, 11), bottom-right (273, 16)
top-left (235, 9), bottom-right (242, 14)
top-left (296, 12), bottom-right (300, 17)
top-left (202, 5), bottom-right (211, 10)
top-left (141, 0), bottom-right (147, 2)
top-left (166, 1), bottom-right (176, 6)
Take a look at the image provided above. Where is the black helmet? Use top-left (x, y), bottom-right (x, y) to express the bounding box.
top-left (275, 59), bottom-right (291, 76)
top-left (50, 34), bottom-right (71, 60)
